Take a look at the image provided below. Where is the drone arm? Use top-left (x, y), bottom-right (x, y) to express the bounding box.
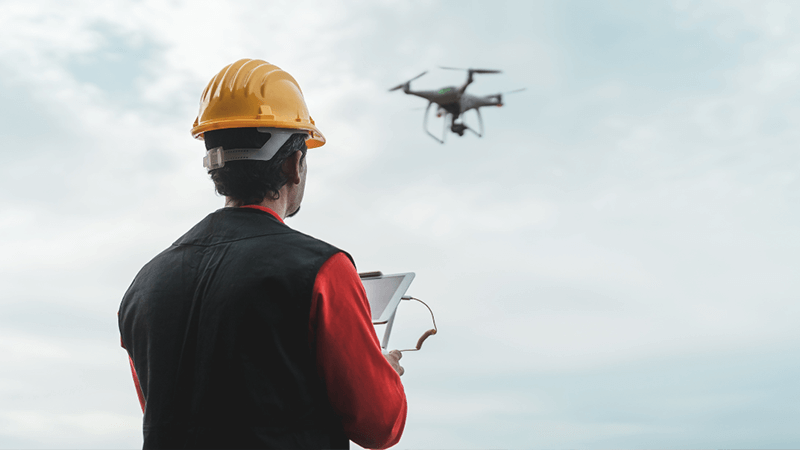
top-left (458, 71), bottom-right (475, 95)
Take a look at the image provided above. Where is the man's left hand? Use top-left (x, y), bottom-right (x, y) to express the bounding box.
top-left (384, 350), bottom-right (404, 376)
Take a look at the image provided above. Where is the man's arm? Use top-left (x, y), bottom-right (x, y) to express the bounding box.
top-left (310, 252), bottom-right (407, 449)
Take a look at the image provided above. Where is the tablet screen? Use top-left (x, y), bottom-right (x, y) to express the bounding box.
top-left (362, 275), bottom-right (403, 321)
top-left (359, 272), bottom-right (415, 324)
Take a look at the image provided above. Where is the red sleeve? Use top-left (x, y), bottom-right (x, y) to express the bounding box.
top-left (309, 252), bottom-right (407, 449)
top-left (121, 337), bottom-right (145, 413)
top-left (128, 355), bottom-right (146, 412)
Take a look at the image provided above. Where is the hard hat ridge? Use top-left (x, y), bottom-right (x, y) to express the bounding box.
top-left (192, 58), bottom-right (324, 148)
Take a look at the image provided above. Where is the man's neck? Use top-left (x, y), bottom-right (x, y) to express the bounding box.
top-left (226, 196), bottom-right (290, 219)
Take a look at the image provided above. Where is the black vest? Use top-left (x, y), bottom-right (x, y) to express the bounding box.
top-left (119, 208), bottom-right (350, 449)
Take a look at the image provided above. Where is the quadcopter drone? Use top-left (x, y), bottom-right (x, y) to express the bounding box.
top-left (389, 67), bottom-right (524, 143)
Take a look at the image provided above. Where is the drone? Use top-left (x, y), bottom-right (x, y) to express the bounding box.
top-left (389, 67), bottom-right (525, 143)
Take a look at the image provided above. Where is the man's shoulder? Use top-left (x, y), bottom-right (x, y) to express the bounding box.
top-left (173, 207), bottom-right (294, 246)
top-left (287, 228), bottom-right (354, 267)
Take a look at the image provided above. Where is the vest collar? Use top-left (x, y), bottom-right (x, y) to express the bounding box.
top-left (238, 205), bottom-right (284, 224)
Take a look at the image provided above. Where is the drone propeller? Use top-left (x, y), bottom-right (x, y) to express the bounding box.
top-left (388, 71), bottom-right (428, 91)
top-left (439, 66), bottom-right (502, 74)
top-left (489, 88), bottom-right (526, 103)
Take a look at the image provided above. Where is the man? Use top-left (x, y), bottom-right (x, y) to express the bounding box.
top-left (118, 59), bottom-right (407, 449)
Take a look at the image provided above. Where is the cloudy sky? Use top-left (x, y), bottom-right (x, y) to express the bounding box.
top-left (1, 0), bottom-right (800, 448)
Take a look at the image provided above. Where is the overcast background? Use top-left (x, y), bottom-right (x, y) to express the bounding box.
top-left (1, 0), bottom-right (800, 448)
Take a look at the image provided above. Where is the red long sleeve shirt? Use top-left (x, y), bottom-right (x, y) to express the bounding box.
top-left (123, 205), bottom-right (406, 449)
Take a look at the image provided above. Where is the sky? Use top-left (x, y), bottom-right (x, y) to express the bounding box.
top-left (1, 0), bottom-right (799, 448)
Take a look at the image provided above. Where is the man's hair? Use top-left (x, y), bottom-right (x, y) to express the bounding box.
top-left (206, 128), bottom-right (308, 206)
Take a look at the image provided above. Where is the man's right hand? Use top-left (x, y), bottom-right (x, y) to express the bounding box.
top-left (383, 350), bottom-right (405, 376)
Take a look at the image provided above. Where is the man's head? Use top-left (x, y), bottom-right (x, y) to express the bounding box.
top-left (206, 127), bottom-right (308, 212)
top-left (191, 59), bottom-right (325, 217)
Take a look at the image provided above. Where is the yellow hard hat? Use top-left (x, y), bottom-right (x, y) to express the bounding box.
top-left (191, 58), bottom-right (325, 148)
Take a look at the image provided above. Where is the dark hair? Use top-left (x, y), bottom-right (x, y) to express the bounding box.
top-left (205, 128), bottom-right (307, 206)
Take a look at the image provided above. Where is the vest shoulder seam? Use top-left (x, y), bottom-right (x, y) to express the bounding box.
top-left (173, 230), bottom-right (298, 247)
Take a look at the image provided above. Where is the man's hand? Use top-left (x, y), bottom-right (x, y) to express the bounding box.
top-left (384, 350), bottom-right (405, 376)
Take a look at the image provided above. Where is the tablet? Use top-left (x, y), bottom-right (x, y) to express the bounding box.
top-left (359, 271), bottom-right (415, 324)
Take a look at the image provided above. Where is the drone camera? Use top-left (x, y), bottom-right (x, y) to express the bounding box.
top-left (450, 123), bottom-right (467, 136)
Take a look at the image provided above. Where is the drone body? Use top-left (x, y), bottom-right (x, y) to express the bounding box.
top-left (389, 67), bottom-right (524, 143)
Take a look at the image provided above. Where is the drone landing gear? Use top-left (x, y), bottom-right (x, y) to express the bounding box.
top-left (460, 108), bottom-right (484, 138)
top-left (423, 103), bottom-right (485, 143)
top-left (423, 102), bottom-right (445, 144)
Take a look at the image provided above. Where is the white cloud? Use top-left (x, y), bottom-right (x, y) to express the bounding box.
top-left (0, 410), bottom-right (140, 447)
top-left (2, 0), bottom-right (800, 447)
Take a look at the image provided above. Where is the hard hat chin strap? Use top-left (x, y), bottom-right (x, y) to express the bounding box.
top-left (203, 127), bottom-right (305, 171)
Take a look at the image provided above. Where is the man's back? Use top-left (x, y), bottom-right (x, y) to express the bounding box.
top-left (119, 207), bottom-right (349, 448)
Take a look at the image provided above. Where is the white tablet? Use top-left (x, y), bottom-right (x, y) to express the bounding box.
top-left (359, 271), bottom-right (415, 324)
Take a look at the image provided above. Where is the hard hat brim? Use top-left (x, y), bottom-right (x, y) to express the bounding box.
top-left (192, 119), bottom-right (325, 149)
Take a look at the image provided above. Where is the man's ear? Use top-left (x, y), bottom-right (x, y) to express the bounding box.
top-left (282, 150), bottom-right (303, 185)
